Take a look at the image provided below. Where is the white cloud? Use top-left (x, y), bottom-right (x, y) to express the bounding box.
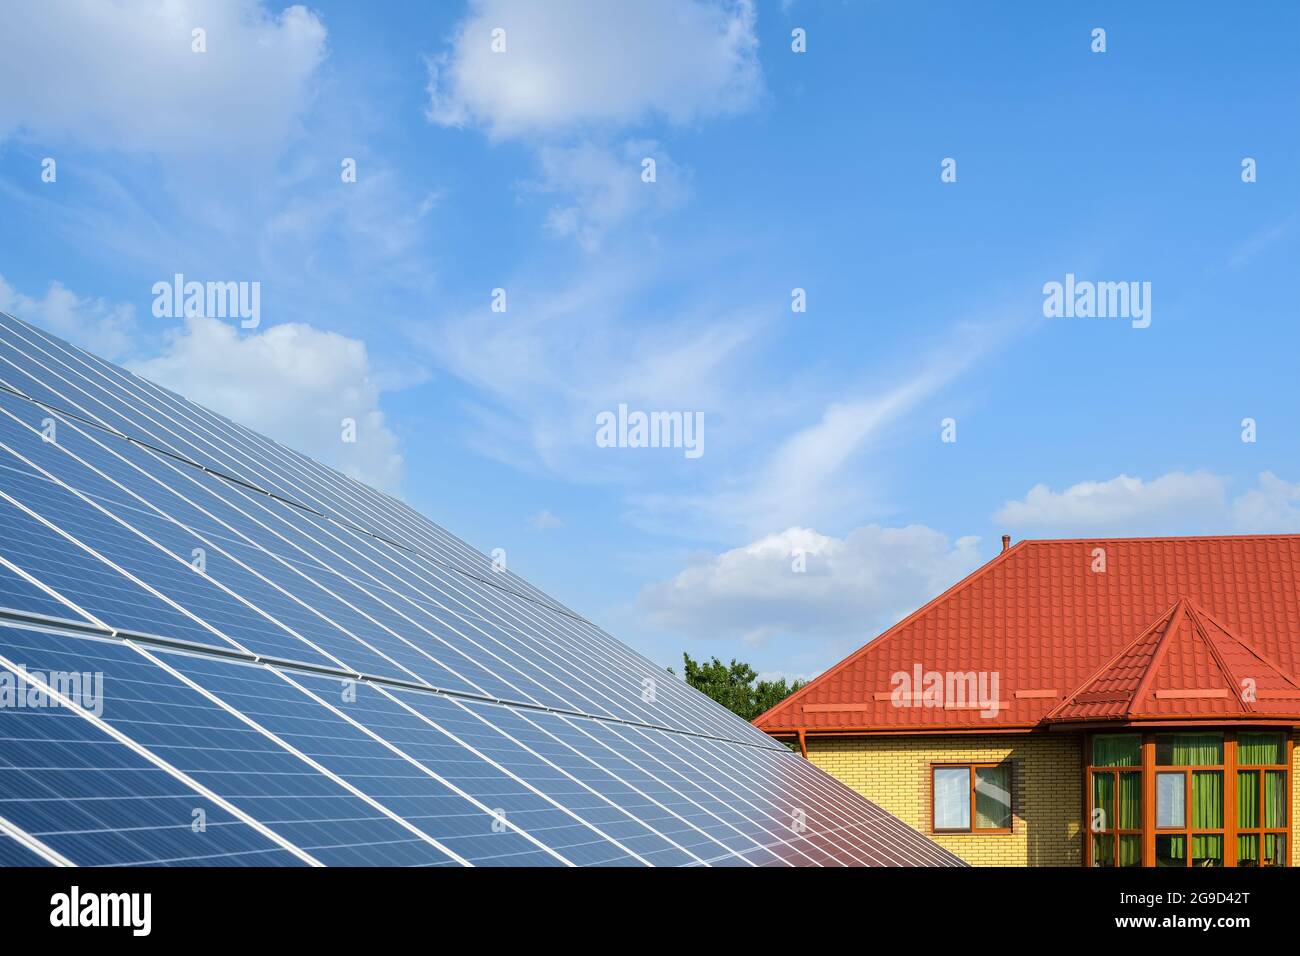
top-left (527, 139), bottom-right (689, 252)
top-left (993, 472), bottom-right (1229, 536)
top-left (0, 0), bottom-right (326, 159)
top-left (1231, 471), bottom-right (1300, 532)
top-left (0, 276), bottom-right (138, 362)
top-left (640, 525), bottom-right (983, 645)
top-left (529, 509), bottom-right (564, 531)
top-left (131, 316), bottom-right (403, 491)
top-left (425, 0), bottom-right (761, 138)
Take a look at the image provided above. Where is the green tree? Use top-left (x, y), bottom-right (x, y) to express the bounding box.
top-left (670, 652), bottom-right (805, 722)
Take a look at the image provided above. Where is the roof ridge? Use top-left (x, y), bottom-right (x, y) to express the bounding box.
top-left (1182, 603), bottom-right (1251, 715)
top-left (1128, 599), bottom-right (1188, 713)
top-left (753, 538), bottom-right (1028, 728)
top-left (1044, 599), bottom-right (1183, 719)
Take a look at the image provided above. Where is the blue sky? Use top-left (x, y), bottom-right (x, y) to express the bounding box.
top-left (1, 0), bottom-right (1297, 682)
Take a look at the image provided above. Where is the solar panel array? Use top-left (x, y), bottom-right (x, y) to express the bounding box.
top-left (0, 311), bottom-right (961, 867)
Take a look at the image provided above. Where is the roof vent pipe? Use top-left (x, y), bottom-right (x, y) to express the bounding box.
top-left (1002, 534), bottom-right (1011, 552)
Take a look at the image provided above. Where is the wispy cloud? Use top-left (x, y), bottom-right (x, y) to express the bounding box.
top-left (1229, 215), bottom-right (1295, 269)
top-left (633, 315), bottom-right (1017, 538)
top-left (407, 257), bottom-right (766, 479)
top-left (524, 139), bottom-right (690, 252)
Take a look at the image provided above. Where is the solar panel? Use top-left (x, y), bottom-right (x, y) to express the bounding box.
top-left (0, 310), bottom-right (962, 867)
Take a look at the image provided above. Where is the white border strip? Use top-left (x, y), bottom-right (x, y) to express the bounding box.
top-left (0, 812), bottom-right (76, 867)
top-left (0, 647), bottom-right (321, 867)
top-left (129, 643), bottom-right (472, 867)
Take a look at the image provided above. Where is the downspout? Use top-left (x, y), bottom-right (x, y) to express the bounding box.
top-left (797, 728), bottom-right (808, 759)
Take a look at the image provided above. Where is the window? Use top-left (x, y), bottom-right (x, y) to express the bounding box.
top-left (1236, 732), bottom-right (1288, 868)
top-left (1086, 729), bottom-right (1289, 868)
top-left (1090, 734), bottom-right (1141, 867)
top-left (1154, 733), bottom-right (1224, 867)
top-left (931, 764), bottom-right (1011, 833)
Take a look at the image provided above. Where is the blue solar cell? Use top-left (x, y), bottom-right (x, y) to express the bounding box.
top-left (454, 703), bottom-right (720, 864)
top-left (394, 695), bottom-right (696, 866)
top-left (0, 490), bottom-right (233, 647)
top-left (0, 833), bottom-right (52, 866)
top-left (0, 466), bottom-right (352, 668)
top-left (0, 405), bottom-right (499, 696)
top-left (0, 312), bottom-right (964, 868)
top-left (0, 625), bottom-right (469, 867)
top-left (0, 556), bottom-right (89, 624)
top-left (0, 325), bottom-right (759, 739)
top-left (0, 313), bottom-right (570, 613)
top-left (294, 675), bottom-right (650, 865)
top-left (154, 649), bottom-right (567, 866)
top-left (0, 628), bottom-right (307, 866)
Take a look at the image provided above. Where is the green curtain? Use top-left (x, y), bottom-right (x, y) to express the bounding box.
top-left (974, 766), bottom-right (1011, 829)
top-left (1118, 772), bottom-right (1141, 829)
top-left (1192, 834), bottom-right (1223, 866)
top-left (1157, 835), bottom-right (1185, 867)
top-left (1238, 771), bottom-right (1259, 829)
top-left (1264, 771), bottom-right (1286, 829)
top-left (1192, 771), bottom-right (1223, 828)
top-left (1264, 834), bottom-right (1286, 867)
top-left (1092, 832), bottom-right (1114, 867)
top-left (1119, 835), bottom-right (1142, 867)
top-left (1238, 833), bottom-right (1260, 866)
top-left (1093, 734), bottom-right (1140, 766)
top-left (1238, 732), bottom-right (1285, 765)
top-left (1092, 772), bottom-right (1114, 830)
top-left (1158, 733), bottom-right (1223, 765)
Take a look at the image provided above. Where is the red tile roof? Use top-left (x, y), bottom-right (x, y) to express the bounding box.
top-left (754, 535), bottom-right (1300, 735)
top-left (1047, 600), bottom-right (1300, 721)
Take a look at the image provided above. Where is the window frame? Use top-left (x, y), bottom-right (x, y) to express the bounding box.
top-left (1084, 729), bottom-right (1292, 868)
top-left (1235, 732), bottom-right (1290, 868)
top-left (929, 762), bottom-right (1013, 835)
top-left (1090, 765), bottom-right (1143, 867)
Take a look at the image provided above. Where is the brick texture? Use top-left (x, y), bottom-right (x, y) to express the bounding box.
top-left (807, 732), bottom-right (1083, 866)
top-left (810, 731), bottom-right (1300, 867)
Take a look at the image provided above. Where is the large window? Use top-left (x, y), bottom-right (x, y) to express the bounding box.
top-left (1086, 730), bottom-right (1291, 868)
top-left (1237, 732), bottom-right (1288, 867)
top-left (931, 764), bottom-right (1011, 833)
top-left (1154, 733), bottom-right (1224, 867)
top-left (1090, 734), bottom-right (1141, 867)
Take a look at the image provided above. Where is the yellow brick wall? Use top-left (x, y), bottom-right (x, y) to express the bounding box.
top-left (806, 732), bottom-right (1083, 866)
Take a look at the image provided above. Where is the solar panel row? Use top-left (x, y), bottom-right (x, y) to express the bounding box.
top-left (0, 624), bottom-right (957, 867)
top-left (0, 311), bottom-right (963, 866)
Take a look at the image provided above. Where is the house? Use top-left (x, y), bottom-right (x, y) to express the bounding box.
top-left (753, 534), bottom-right (1300, 867)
